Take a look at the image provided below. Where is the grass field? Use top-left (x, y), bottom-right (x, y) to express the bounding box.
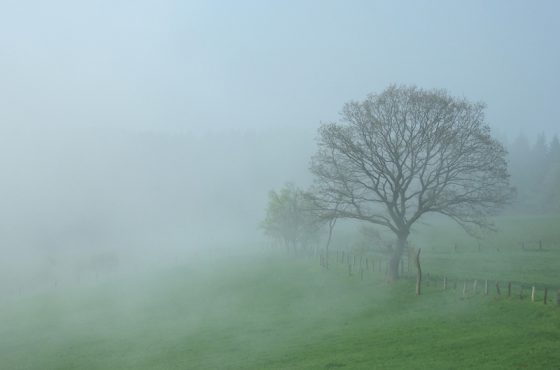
top-left (1, 215), bottom-right (560, 369)
top-left (334, 214), bottom-right (560, 287)
top-left (411, 214), bottom-right (560, 287)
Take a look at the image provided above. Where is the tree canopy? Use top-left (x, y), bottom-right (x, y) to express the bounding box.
top-left (261, 183), bottom-right (321, 252)
top-left (309, 85), bottom-right (514, 280)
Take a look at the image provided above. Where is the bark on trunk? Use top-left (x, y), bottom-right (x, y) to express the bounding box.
top-left (388, 232), bottom-right (408, 282)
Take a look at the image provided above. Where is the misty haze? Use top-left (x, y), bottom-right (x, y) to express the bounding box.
top-left (1, 1), bottom-right (559, 369)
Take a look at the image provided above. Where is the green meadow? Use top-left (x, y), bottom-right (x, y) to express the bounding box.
top-left (1, 215), bottom-right (559, 369)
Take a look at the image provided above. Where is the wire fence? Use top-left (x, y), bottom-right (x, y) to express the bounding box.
top-left (315, 248), bottom-right (560, 306)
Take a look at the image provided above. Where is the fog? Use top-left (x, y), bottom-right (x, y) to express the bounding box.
top-left (1, 1), bottom-right (559, 368)
top-left (0, 124), bottom-right (318, 293)
top-left (2, 1), bottom-right (559, 136)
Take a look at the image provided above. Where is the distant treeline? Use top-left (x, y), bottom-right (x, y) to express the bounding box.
top-left (508, 133), bottom-right (560, 212)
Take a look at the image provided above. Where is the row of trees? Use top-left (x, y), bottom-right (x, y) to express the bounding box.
top-left (261, 183), bottom-right (320, 252)
top-left (262, 85), bottom-right (514, 281)
top-left (509, 133), bottom-right (560, 211)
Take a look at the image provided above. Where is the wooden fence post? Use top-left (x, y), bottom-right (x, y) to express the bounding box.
top-left (463, 281), bottom-right (467, 297)
top-left (484, 280), bottom-right (488, 296)
top-left (443, 276), bottom-right (447, 290)
top-left (507, 282), bottom-right (511, 297)
top-left (544, 287), bottom-right (548, 304)
top-left (415, 248), bottom-right (422, 296)
top-left (473, 280), bottom-right (478, 295)
top-left (531, 286), bottom-right (536, 302)
top-left (496, 281), bottom-right (501, 295)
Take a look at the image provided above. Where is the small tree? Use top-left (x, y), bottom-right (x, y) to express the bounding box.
top-left (261, 183), bottom-right (321, 254)
top-left (309, 85), bottom-right (514, 280)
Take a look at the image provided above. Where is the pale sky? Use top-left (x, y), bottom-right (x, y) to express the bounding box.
top-left (1, 0), bottom-right (559, 137)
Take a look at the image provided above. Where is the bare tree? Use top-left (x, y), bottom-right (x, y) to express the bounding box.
top-left (309, 85), bottom-right (514, 281)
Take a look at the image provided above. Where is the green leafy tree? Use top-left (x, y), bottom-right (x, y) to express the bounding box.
top-left (261, 184), bottom-right (321, 253)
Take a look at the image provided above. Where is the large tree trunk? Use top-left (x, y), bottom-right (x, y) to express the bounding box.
top-left (324, 218), bottom-right (336, 270)
top-left (388, 232), bottom-right (408, 282)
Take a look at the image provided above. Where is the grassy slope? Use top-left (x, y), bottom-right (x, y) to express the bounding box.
top-left (413, 214), bottom-right (560, 286)
top-left (336, 214), bottom-right (560, 287)
top-left (1, 251), bottom-right (559, 370)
